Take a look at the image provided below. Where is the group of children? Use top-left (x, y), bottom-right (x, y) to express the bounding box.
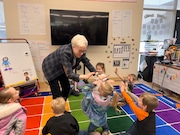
top-left (0, 62), bottom-right (159, 135)
top-left (43, 62), bottom-right (158, 135)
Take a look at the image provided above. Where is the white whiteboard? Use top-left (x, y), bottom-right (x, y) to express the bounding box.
top-left (0, 42), bottom-right (38, 87)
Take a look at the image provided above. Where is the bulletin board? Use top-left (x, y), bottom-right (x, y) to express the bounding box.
top-left (0, 40), bottom-right (38, 87)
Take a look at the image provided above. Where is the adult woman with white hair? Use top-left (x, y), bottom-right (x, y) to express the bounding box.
top-left (42, 34), bottom-right (96, 100)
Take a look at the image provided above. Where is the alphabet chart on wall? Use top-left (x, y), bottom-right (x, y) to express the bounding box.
top-left (113, 44), bottom-right (130, 58)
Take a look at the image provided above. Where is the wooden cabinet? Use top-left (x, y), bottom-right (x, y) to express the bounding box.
top-left (152, 63), bottom-right (180, 95)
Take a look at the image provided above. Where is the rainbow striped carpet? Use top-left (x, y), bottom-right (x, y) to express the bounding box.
top-left (20, 83), bottom-right (180, 135)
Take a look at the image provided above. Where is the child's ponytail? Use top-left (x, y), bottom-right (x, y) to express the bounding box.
top-left (111, 91), bottom-right (121, 112)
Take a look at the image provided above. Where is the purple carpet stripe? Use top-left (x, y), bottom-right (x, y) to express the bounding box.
top-left (132, 87), bottom-right (143, 95)
top-left (155, 100), bottom-right (171, 110)
top-left (156, 110), bottom-right (180, 124)
top-left (172, 123), bottom-right (180, 132)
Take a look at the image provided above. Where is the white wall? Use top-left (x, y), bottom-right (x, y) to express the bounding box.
top-left (3, 0), bottom-right (143, 82)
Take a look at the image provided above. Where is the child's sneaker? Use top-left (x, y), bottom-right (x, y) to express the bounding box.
top-left (70, 89), bottom-right (80, 96)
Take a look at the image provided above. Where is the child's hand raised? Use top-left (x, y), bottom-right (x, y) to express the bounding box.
top-left (119, 81), bottom-right (128, 92)
top-left (114, 67), bottom-right (118, 74)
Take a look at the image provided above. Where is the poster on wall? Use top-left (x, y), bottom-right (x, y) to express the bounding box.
top-left (112, 10), bottom-right (132, 37)
top-left (18, 3), bottom-right (46, 35)
top-left (113, 44), bottom-right (130, 58)
top-left (122, 59), bottom-right (129, 69)
top-left (113, 60), bottom-right (120, 67)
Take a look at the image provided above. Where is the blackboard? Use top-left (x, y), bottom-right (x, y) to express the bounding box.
top-left (0, 42), bottom-right (38, 87)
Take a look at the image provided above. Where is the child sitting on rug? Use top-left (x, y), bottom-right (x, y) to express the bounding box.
top-left (114, 68), bottom-right (138, 106)
top-left (0, 87), bottom-right (27, 135)
top-left (71, 62), bottom-right (112, 96)
top-left (95, 62), bottom-right (114, 84)
top-left (81, 75), bottom-right (119, 135)
top-left (95, 62), bottom-right (106, 77)
top-left (42, 97), bottom-right (79, 135)
top-left (42, 97), bottom-right (98, 135)
top-left (114, 68), bottom-right (137, 92)
top-left (119, 81), bottom-right (159, 135)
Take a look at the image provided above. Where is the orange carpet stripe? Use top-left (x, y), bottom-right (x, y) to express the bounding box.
top-left (176, 103), bottom-right (180, 109)
top-left (154, 93), bottom-right (163, 97)
top-left (65, 99), bottom-right (70, 111)
top-left (44, 96), bottom-right (52, 103)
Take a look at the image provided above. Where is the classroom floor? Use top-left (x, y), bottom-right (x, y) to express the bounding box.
top-left (21, 83), bottom-right (180, 135)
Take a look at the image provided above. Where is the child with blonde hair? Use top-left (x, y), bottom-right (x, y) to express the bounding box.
top-left (81, 76), bottom-right (119, 135)
top-left (42, 97), bottom-right (81, 135)
top-left (0, 87), bottom-right (27, 135)
top-left (43, 97), bottom-right (90, 135)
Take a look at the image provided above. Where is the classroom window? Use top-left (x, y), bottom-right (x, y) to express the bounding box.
top-left (144, 0), bottom-right (176, 10)
top-left (141, 10), bottom-right (175, 41)
top-left (141, 0), bottom-right (177, 41)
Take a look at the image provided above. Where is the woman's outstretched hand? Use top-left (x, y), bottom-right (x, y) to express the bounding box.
top-left (81, 72), bottom-right (95, 80)
top-left (86, 72), bottom-right (96, 80)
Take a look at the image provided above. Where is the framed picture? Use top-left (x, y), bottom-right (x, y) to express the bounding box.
top-left (122, 59), bottom-right (129, 69)
top-left (113, 60), bottom-right (120, 66)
